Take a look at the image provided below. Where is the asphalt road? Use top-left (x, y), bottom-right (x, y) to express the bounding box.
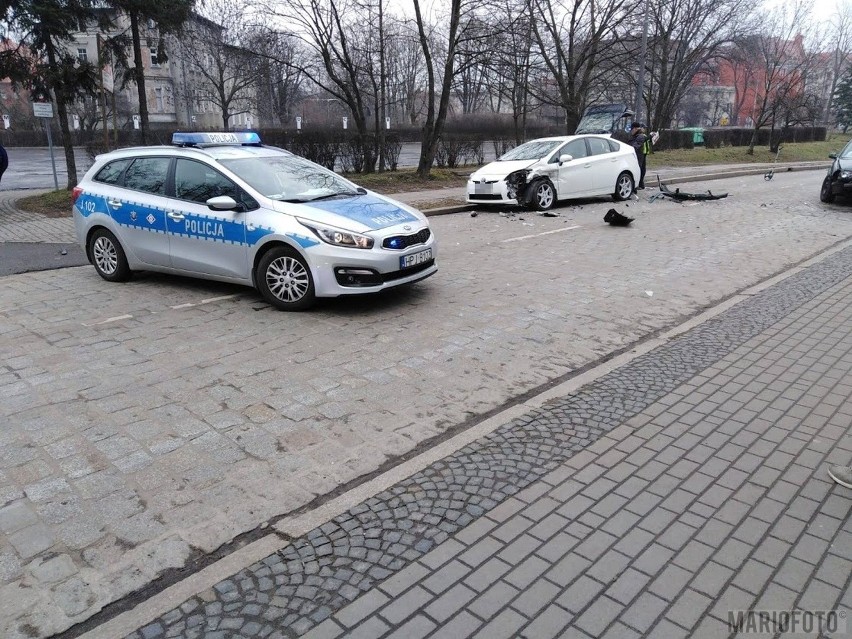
top-left (2, 169), bottom-right (851, 638)
top-left (0, 242), bottom-right (88, 276)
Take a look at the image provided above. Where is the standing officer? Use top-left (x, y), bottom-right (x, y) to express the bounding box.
top-left (629, 122), bottom-right (650, 190)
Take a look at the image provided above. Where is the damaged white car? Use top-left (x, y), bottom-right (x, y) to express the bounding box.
top-left (466, 135), bottom-right (641, 211)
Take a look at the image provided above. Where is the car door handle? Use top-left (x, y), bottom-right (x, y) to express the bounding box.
top-left (107, 199), bottom-right (122, 209)
top-left (584, 163), bottom-right (592, 168)
top-left (167, 212), bottom-right (185, 221)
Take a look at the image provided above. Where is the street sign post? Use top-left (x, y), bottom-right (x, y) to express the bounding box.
top-left (32, 102), bottom-right (54, 118)
top-left (32, 102), bottom-right (59, 190)
top-left (2, 115), bottom-right (9, 129)
top-left (342, 116), bottom-right (348, 130)
top-left (296, 116), bottom-right (302, 131)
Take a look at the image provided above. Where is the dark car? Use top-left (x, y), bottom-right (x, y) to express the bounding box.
top-left (820, 139), bottom-right (852, 203)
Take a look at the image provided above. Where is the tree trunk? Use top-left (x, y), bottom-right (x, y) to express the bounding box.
top-left (45, 42), bottom-right (77, 189)
top-left (129, 11), bottom-right (149, 144)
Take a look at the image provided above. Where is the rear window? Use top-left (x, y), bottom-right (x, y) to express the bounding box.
top-left (123, 157), bottom-right (171, 195)
top-left (94, 159), bottom-right (132, 185)
top-left (587, 137), bottom-right (612, 155)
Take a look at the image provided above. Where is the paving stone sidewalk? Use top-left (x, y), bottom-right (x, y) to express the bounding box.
top-left (0, 190), bottom-right (75, 243)
top-left (115, 246), bottom-right (852, 638)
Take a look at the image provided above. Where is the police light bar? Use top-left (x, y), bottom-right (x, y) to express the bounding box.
top-left (172, 131), bottom-right (261, 147)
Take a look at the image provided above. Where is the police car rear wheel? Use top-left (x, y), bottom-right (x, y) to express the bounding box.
top-left (257, 246), bottom-right (315, 311)
top-left (89, 229), bottom-right (131, 282)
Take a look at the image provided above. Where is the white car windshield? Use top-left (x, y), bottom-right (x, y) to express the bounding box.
top-left (499, 140), bottom-right (561, 161)
top-left (219, 155), bottom-right (360, 202)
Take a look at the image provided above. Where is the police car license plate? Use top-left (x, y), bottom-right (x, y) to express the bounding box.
top-left (400, 248), bottom-right (432, 269)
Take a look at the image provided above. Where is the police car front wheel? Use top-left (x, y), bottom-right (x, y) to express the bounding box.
top-left (257, 246), bottom-right (316, 311)
top-left (89, 228), bottom-right (131, 282)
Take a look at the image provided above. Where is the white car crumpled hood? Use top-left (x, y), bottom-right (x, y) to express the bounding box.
top-left (471, 160), bottom-right (538, 181)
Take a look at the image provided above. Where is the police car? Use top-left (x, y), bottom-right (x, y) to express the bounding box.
top-left (72, 132), bottom-right (437, 310)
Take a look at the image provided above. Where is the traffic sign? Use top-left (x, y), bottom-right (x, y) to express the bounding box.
top-left (32, 102), bottom-right (54, 118)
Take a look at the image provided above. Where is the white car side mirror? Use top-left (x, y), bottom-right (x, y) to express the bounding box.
top-left (559, 154), bottom-right (573, 164)
top-left (206, 195), bottom-right (239, 211)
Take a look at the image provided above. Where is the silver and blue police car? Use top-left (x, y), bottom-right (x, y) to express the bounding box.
top-left (72, 132), bottom-right (437, 310)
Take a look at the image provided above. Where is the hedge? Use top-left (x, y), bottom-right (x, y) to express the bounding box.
top-left (702, 126), bottom-right (827, 149)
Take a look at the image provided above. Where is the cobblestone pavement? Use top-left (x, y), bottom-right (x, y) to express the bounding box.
top-left (2, 172), bottom-right (852, 637)
top-left (0, 190), bottom-right (76, 243)
top-left (120, 244), bottom-right (852, 639)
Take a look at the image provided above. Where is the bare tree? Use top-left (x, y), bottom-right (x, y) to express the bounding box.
top-left (526, 0), bottom-right (637, 134)
top-left (720, 38), bottom-right (761, 127)
top-left (451, 16), bottom-right (492, 114)
top-left (644, 0), bottom-right (756, 132)
top-left (821, 2), bottom-right (852, 124)
top-left (743, 0), bottom-right (819, 153)
top-left (411, 0), bottom-right (496, 175)
top-left (178, 0), bottom-right (266, 130)
top-left (487, 0), bottom-right (537, 142)
top-left (106, 0), bottom-right (194, 143)
top-left (384, 22), bottom-right (426, 126)
top-left (268, 0), bottom-right (384, 170)
top-left (251, 28), bottom-right (306, 127)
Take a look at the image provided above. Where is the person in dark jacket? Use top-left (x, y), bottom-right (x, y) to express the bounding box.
top-left (0, 144), bottom-right (7, 185)
top-left (629, 122), bottom-right (650, 189)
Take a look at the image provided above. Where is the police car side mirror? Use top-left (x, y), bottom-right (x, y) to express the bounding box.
top-left (829, 153), bottom-right (838, 159)
top-left (206, 195), bottom-right (239, 211)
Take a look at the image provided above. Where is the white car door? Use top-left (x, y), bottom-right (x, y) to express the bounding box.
top-left (585, 136), bottom-right (621, 195)
top-left (167, 159), bottom-right (249, 279)
top-left (552, 139), bottom-right (593, 200)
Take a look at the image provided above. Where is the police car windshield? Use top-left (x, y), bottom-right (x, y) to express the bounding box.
top-left (220, 156), bottom-right (359, 202)
top-left (499, 140), bottom-right (561, 161)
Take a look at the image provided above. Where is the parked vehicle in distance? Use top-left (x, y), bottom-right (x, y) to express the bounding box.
top-left (466, 135), bottom-right (641, 211)
top-left (72, 131), bottom-right (437, 311)
top-left (575, 103), bottom-right (634, 136)
top-left (820, 138), bottom-right (852, 203)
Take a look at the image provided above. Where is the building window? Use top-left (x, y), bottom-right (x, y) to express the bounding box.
top-left (150, 48), bottom-right (160, 67)
top-left (155, 88), bottom-right (164, 112)
top-left (77, 48), bottom-right (88, 63)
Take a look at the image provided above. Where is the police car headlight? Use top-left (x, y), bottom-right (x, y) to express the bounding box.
top-left (841, 170), bottom-right (852, 180)
top-left (297, 218), bottom-right (374, 249)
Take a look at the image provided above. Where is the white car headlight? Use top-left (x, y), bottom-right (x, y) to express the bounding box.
top-left (297, 218), bottom-right (374, 249)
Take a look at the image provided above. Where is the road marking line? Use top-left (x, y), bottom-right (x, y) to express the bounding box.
top-left (501, 225), bottom-right (582, 243)
top-left (169, 303), bottom-right (196, 309)
top-left (82, 314), bottom-right (133, 326)
top-left (199, 294), bottom-right (241, 305)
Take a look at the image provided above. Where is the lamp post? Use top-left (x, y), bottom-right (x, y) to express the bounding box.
top-left (633, 0), bottom-right (650, 126)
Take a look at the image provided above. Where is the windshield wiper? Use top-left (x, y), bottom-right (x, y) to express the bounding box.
top-left (306, 191), bottom-right (360, 202)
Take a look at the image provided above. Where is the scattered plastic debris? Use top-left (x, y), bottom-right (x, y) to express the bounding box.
top-left (645, 291), bottom-right (653, 297)
top-left (60, 249), bottom-right (67, 255)
top-left (765, 146), bottom-right (782, 180)
top-left (470, 211), bottom-right (478, 217)
top-left (604, 208), bottom-right (635, 226)
top-left (656, 176), bottom-right (728, 201)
